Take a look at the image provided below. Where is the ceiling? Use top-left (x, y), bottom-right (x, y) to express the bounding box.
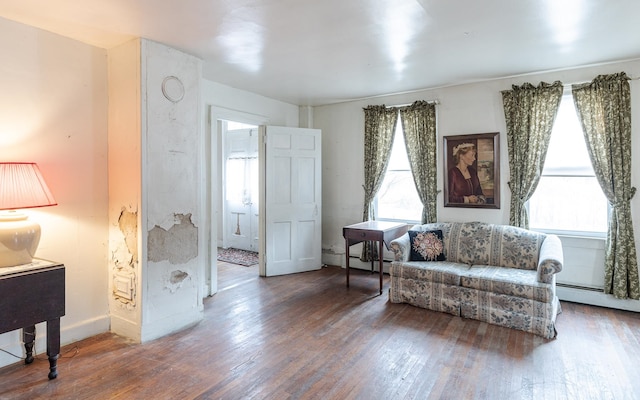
top-left (1, 0), bottom-right (639, 106)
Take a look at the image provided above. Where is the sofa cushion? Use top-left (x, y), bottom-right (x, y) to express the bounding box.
top-left (408, 230), bottom-right (446, 261)
top-left (460, 265), bottom-right (554, 303)
top-left (446, 222), bottom-right (545, 270)
top-left (390, 261), bottom-right (469, 286)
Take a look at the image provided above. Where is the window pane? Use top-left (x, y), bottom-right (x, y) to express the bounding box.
top-left (544, 95), bottom-right (594, 175)
top-left (377, 170), bottom-right (422, 221)
top-left (529, 176), bottom-right (608, 233)
top-left (386, 125), bottom-right (410, 170)
top-left (376, 117), bottom-right (421, 221)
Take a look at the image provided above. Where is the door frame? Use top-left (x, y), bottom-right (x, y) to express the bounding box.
top-left (207, 106), bottom-right (268, 296)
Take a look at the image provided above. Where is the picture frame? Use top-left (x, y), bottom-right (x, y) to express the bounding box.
top-left (443, 132), bottom-right (500, 209)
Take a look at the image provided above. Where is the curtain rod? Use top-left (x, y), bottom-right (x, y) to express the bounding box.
top-left (385, 100), bottom-right (440, 108)
top-left (562, 75), bottom-right (639, 87)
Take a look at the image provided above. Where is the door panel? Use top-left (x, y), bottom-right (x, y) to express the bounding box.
top-left (261, 126), bottom-right (322, 276)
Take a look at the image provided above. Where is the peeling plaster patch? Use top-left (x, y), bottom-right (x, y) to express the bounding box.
top-left (111, 245), bottom-right (133, 270)
top-left (113, 207), bottom-right (138, 306)
top-left (148, 213), bottom-right (198, 264)
top-left (118, 208), bottom-right (138, 263)
top-left (166, 270), bottom-right (190, 293)
top-left (113, 269), bottom-right (136, 306)
top-left (170, 270), bottom-right (189, 284)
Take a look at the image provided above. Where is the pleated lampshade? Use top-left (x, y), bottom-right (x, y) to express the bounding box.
top-left (0, 163), bottom-right (57, 267)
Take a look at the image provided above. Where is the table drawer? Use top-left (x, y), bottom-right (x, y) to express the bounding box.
top-left (344, 229), bottom-right (383, 242)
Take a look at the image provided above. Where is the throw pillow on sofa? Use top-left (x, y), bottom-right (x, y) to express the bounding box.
top-left (409, 230), bottom-right (446, 261)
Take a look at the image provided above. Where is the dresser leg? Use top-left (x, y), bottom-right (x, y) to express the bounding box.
top-left (48, 354), bottom-right (59, 379)
top-left (47, 318), bottom-right (61, 379)
top-left (23, 325), bottom-right (36, 364)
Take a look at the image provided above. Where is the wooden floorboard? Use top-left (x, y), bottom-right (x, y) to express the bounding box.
top-left (2, 263), bottom-right (640, 399)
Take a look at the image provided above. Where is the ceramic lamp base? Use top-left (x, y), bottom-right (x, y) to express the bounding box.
top-left (0, 211), bottom-right (41, 268)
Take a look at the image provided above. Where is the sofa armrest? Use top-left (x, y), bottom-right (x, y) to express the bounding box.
top-left (537, 234), bottom-right (563, 283)
top-left (390, 233), bottom-right (411, 262)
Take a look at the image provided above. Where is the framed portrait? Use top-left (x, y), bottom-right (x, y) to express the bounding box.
top-left (443, 132), bottom-right (500, 209)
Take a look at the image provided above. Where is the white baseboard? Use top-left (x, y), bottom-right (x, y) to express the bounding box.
top-left (140, 309), bottom-right (203, 343)
top-left (321, 252), bottom-right (342, 268)
top-left (557, 285), bottom-right (640, 312)
top-left (0, 315), bottom-right (110, 369)
top-left (110, 314), bottom-right (142, 343)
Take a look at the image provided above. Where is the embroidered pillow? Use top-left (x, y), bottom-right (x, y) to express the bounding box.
top-left (409, 230), bottom-right (446, 261)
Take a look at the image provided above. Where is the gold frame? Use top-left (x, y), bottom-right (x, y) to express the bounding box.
top-left (443, 132), bottom-right (500, 209)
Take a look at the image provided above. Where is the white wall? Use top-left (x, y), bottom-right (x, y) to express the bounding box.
top-left (0, 17), bottom-right (110, 367)
top-left (315, 59), bottom-right (640, 310)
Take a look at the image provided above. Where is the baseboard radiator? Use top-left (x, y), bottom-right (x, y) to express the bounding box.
top-left (556, 282), bottom-right (640, 313)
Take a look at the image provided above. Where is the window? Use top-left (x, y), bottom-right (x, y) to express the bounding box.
top-left (528, 94), bottom-right (608, 235)
top-left (375, 116), bottom-right (422, 222)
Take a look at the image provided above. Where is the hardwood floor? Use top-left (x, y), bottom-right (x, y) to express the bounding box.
top-left (2, 263), bottom-right (640, 399)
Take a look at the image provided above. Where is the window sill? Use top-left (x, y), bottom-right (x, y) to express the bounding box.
top-left (531, 228), bottom-right (606, 240)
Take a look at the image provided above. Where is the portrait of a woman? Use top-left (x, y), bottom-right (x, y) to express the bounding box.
top-left (448, 142), bottom-right (486, 204)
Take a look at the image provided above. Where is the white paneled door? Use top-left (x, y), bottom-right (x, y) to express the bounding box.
top-left (260, 126), bottom-right (322, 276)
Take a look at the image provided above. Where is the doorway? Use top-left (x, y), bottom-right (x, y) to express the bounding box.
top-left (222, 121), bottom-right (259, 252)
top-left (207, 107), bottom-right (322, 296)
top-left (208, 108), bottom-right (268, 297)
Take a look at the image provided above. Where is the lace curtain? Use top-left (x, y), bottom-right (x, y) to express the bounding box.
top-left (572, 72), bottom-right (639, 299)
top-left (399, 101), bottom-right (438, 224)
top-left (501, 81), bottom-right (563, 228)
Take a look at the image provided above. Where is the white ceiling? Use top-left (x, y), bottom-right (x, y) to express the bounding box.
top-left (1, 0), bottom-right (639, 106)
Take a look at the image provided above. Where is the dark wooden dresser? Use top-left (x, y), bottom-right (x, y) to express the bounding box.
top-left (0, 259), bottom-right (65, 379)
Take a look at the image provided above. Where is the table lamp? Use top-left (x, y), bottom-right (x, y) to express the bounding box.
top-left (0, 162), bottom-right (57, 268)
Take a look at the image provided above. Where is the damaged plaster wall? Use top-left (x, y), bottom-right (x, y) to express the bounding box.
top-left (108, 38), bottom-right (203, 343)
top-left (111, 207), bottom-right (138, 307)
top-left (148, 213), bottom-right (197, 264)
top-left (140, 39), bottom-right (203, 342)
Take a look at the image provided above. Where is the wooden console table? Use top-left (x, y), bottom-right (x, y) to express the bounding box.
top-left (0, 259), bottom-right (65, 379)
top-left (343, 221), bottom-right (408, 294)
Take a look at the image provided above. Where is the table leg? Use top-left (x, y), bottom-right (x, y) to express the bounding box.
top-left (379, 239), bottom-right (384, 294)
top-left (345, 238), bottom-right (350, 288)
top-left (46, 318), bottom-right (61, 379)
top-left (370, 241), bottom-right (374, 273)
top-left (23, 325), bottom-right (36, 364)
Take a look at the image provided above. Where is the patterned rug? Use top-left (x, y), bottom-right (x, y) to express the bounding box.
top-left (217, 247), bottom-right (259, 266)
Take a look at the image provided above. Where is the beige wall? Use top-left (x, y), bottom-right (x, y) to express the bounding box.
top-left (0, 17), bottom-right (110, 366)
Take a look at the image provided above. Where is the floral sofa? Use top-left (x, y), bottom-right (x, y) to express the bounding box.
top-left (389, 221), bottom-right (563, 339)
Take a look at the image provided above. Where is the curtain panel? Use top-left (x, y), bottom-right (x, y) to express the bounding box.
top-left (399, 101), bottom-right (438, 224)
top-left (501, 81), bottom-right (563, 228)
top-left (360, 105), bottom-right (398, 261)
top-left (572, 72), bottom-right (639, 299)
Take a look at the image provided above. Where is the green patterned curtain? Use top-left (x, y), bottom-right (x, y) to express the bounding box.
top-left (572, 72), bottom-right (639, 300)
top-left (361, 105), bottom-right (398, 261)
top-left (501, 81), bottom-right (563, 228)
top-left (399, 101), bottom-right (438, 224)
